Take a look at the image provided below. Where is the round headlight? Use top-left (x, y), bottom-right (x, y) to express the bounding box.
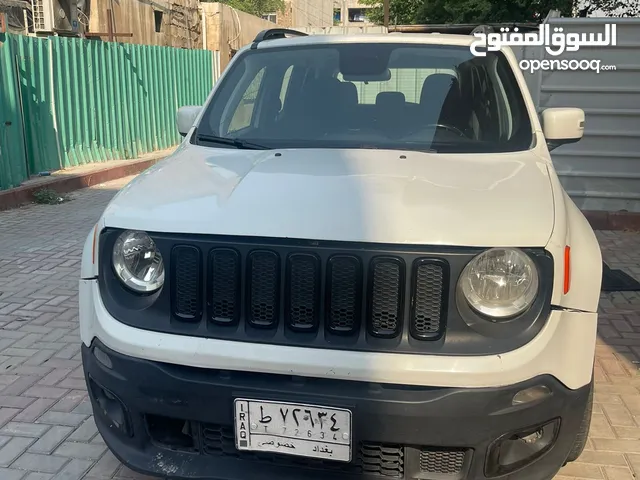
top-left (112, 230), bottom-right (165, 293)
top-left (459, 248), bottom-right (538, 319)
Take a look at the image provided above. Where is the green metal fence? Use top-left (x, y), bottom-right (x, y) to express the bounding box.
top-left (0, 33), bottom-right (215, 191)
top-left (0, 34), bottom-right (29, 191)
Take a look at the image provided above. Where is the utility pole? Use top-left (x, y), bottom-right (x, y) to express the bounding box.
top-left (342, 0), bottom-right (346, 26)
top-left (383, 0), bottom-right (389, 28)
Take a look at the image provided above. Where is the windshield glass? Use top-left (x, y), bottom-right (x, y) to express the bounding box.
top-left (196, 42), bottom-right (533, 153)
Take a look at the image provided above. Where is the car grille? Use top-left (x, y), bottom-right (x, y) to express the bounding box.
top-left (146, 417), bottom-right (471, 479)
top-left (420, 448), bottom-right (467, 477)
top-left (200, 422), bottom-right (404, 476)
top-left (169, 242), bottom-right (449, 349)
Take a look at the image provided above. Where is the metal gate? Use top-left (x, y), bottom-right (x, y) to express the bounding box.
top-left (0, 33), bottom-right (29, 191)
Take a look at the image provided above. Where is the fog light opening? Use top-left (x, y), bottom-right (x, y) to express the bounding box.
top-left (485, 419), bottom-right (560, 477)
top-left (93, 346), bottom-right (113, 369)
top-left (146, 414), bottom-right (196, 452)
top-left (88, 377), bottom-right (132, 437)
top-left (512, 385), bottom-right (552, 406)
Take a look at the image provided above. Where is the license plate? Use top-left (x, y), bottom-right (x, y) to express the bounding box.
top-left (234, 399), bottom-right (352, 462)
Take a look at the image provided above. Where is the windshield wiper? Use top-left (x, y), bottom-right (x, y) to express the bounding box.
top-left (196, 133), bottom-right (271, 150)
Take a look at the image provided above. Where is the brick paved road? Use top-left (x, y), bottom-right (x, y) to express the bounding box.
top-left (0, 177), bottom-right (639, 480)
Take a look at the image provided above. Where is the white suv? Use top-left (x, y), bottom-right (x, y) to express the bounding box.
top-left (79, 28), bottom-right (603, 480)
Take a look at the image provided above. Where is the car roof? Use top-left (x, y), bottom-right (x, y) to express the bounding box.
top-left (253, 33), bottom-right (478, 50)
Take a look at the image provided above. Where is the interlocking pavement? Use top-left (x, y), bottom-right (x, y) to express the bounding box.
top-left (0, 176), bottom-right (639, 480)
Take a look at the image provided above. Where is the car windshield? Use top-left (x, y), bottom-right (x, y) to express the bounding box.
top-left (195, 42), bottom-right (534, 153)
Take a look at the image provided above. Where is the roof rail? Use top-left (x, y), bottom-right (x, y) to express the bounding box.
top-left (470, 25), bottom-right (495, 35)
top-left (250, 28), bottom-right (308, 49)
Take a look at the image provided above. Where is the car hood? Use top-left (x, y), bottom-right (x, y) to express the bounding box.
top-left (102, 146), bottom-right (555, 247)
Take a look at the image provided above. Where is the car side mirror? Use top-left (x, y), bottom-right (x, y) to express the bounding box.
top-left (540, 107), bottom-right (585, 151)
top-left (176, 106), bottom-right (202, 137)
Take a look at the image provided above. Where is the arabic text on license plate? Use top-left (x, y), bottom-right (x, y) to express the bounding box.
top-left (234, 399), bottom-right (352, 462)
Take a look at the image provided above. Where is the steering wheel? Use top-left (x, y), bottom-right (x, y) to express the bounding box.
top-left (400, 122), bottom-right (469, 140)
top-left (425, 123), bottom-right (468, 138)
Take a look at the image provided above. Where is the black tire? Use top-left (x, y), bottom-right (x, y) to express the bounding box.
top-left (565, 381), bottom-right (594, 463)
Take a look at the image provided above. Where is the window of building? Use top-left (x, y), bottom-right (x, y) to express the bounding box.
top-left (348, 8), bottom-right (368, 22)
top-left (333, 8), bottom-right (341, 23)
top-left (153, 10), bottom-right (163, 33)
top-left (261, 13), bottom-right (277, 23)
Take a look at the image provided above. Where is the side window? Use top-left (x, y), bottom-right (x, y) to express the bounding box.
top-left (469, 65), bottom-right (501, 141)
top-left (279, 65), bottom-right (294, 109)
top-left (495, 61), bottom-right (523, 138)
top-left (228, 67), bottom-right (266, 133)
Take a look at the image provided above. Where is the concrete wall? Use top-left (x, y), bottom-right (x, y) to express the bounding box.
top-left (294, 25), bottom-right (386, 34)
top-left (201, 2), bottom-right (273, 71)
top-left (88, 0), bottom-right (202, 48)
top-left (277, 0), bottom-right (334, 28)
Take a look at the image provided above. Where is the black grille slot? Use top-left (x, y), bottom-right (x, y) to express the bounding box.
top-left (368, 257), bottom-right (404, 338)
top-left (201, 423), bottom-right (238, 456)
top-left (411, 261), bottom-right (446, 339)
top-left (326, 255), bottom-right (362, 334)
top-left (360, 443), bottom-right (404, 477)
top-left (247, 250), bottom-right (280, 328)
top-left (171, 246), bottom-right (202, 321)
top-left (419, 447), bottom-right (468, 477)
top-left (286, 254), bottom-right (320, 331)
top-left (209, 249), bottom-right (240, 325)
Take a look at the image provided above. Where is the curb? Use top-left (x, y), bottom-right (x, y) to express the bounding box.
top-left (0, 156), bottom-right (164, 212)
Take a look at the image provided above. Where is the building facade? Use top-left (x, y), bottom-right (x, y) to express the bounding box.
top-left (259, 0), bottom-right (334, 28)
top-left (333, 0), bottom-right (374, 26)
top-left (87, 0), bottom-right (201, 48)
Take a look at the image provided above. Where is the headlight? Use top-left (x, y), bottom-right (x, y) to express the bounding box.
top-left (112, 230), bottom-right (165, 293)
top-left (459, 248), bottom-right (538, 319)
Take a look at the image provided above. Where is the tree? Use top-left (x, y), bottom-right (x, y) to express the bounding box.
top-left (358, 0), bottom-right (423, 25)
top-left (359, 0), bottom-right (575, 25)
top-left (418, 0), bottom-right (574, 23)
top-left (575, 0), bottom-right (640, 17)
top-left (218, 0), bottom-right (285, 17)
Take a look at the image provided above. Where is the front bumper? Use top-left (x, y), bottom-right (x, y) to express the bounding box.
top-left (83, 339), bottom-right (592, 480)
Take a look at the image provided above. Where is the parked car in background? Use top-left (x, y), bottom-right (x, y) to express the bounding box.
top-left (80, 28), bottom-right (602, 480)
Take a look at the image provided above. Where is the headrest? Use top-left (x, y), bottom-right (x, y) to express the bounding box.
top-left (376, 91), bottom-right (406, 108)
top-left (337, 81), bottom-right (358, 105)
top-left (420, 73), bottom-right (459, 105)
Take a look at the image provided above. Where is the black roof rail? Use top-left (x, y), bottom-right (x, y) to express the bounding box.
top-left (470, 25), bottom-right (495, 35)
top-left (250, 28), bottom-right (308, 49)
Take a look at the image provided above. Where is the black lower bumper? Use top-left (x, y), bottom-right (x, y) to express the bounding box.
top-left (82, 339), bottom-right (592, 480)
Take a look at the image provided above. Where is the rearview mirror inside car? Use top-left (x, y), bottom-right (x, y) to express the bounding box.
top-left (176, 106), bottom-right (203, 137)
top-left (541, 107), bottom-right (585, 151)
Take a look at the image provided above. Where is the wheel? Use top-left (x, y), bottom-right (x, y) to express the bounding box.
top-left (565, 381), bottom-right (594, 463)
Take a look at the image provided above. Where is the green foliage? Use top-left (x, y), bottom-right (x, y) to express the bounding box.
top-left (418, 0), bottom-right (573, 23)
top-left (359, 0), bottom-right (574, 25)
top-left (579, 0), bottom-right (640, 17)
top-left (358, 0), bottom-right (423, 25)
top-left (32, 188), bottom-right (70, 205)
top-left (218, 0), bottom-right (285, 17)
